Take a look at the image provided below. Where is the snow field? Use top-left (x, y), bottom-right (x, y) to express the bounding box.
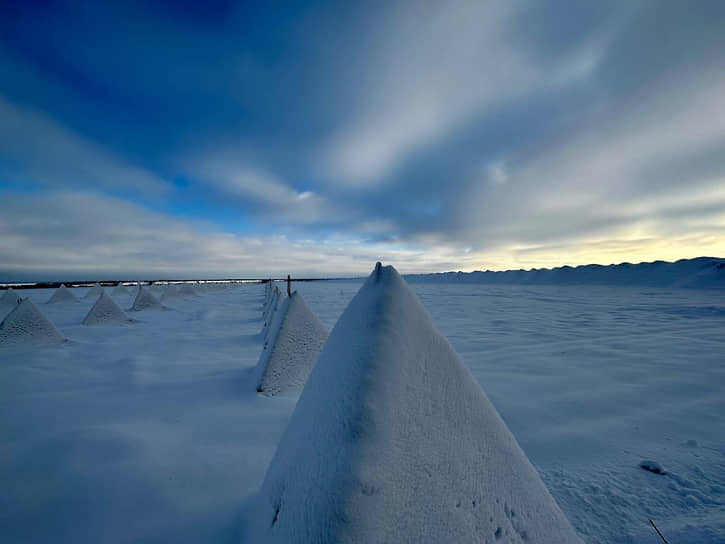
top-left (0, 277), bottom-right (723, 542)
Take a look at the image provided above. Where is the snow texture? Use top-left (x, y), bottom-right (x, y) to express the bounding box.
top-left (0, 287), bottom-right (23, 311)
top-left (131, 286), bottom-right (163, 311)
top-left (83, 291), bottom-right (130, 325)
top-left (82, 282), bottom-right (104, 299)
top-left (243, 263), bottom-right (582, 543)
top-left (255, 291), bottom-right (328, 396)
top-left (46, 284), bottom-right (77, 304)
top-left (0, 298), bottom-right (65, 347)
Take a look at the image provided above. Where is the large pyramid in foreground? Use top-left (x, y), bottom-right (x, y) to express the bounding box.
top-left (130, 286), bottom-right (163, 311)
top-left (47, 284), bottom-right (77, 303)
top-left (255, 291), bottom-right (328, 396)
top-left (0, 298), bottom-right (65, 347)
top-left (83, 291), bottom-right (130, 325)
top-left (243, 263), bottom-right (581, 543)
top-left (82, 282), bottom-right (104, 299)
top-left (0, 288), bottom-right (23, 311)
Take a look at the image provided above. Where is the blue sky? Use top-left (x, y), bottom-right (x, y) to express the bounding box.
top-left (1, 0), bottom-right (724, 279)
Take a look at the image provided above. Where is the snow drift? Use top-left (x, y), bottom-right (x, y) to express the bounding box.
top-left (83, 291), bottom-right (130, 325)
top-left (0, 288), bottom-right (23, 311)
top-left (255, 291), bottom-right (328, 396)
top-left (46, 284), bottom-right (77, 304)
top-left (131, 286), bottom-right (163, 311)
top-left (243, 263), bottom-right (581, 543)
top-left (82, 282), bottom-right (104, 299)
top-left (0, 298), bottom-right (65, 347)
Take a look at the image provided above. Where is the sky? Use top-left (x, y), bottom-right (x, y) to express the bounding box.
top-left (1, 0), bottom-right (724, 279)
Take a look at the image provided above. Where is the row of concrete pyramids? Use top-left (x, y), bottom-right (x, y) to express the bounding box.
top-left (0, 279), bottom-right (243, 347)
top-left (244, 264), bottom-right (582, 542)
top-left (254, 282), bottom-right (329, 396)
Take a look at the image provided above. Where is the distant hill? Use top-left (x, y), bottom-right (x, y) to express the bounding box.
top-left (405, 257), bottom-right (725, 289)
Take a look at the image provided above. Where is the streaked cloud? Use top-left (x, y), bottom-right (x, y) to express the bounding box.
top-left (0, 96), bottom-right (169, 195)
top-left (0, 0), bottom-right (723, 276)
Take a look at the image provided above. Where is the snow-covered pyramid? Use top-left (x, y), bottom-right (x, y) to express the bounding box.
top-left (0, 288), bottom-right (23, 310)
top-left (82, 282), bottom-right (104, 299)
top-left (46, 284), bottom-right (77, 303)
top-left (263, 286), bottom-right (281, 325)
top-left (243, 263), bottom-right (581, 543)
top-left (111, 283), bottom-right (131, 295)
top-left (254, 291), bottom-right (328, 396)
top-left (160, 284), bottom-right (180, 302)
top-left (130, 286), bottom-right (163, 311)
top-left (0, 298), bottom-right (65, 347)
top-left (83, 291), bottom-right (130, 325)
top-left (178, 283), bottom-right (198, 297)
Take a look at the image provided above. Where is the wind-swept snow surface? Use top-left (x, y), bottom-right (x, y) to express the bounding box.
top-left (46, 284), bottom-right (77, 304)
top-left (131, 286), bottom-right (163, 311)
top-left (83, 292), bottom-right (130, 325)
top-left (0, 288), bottom-right (23, 311)
top-left (244, 264), bottom-right (581, 543)
top-left (255, 291), bottom-right (328, 396)
top-left (0, 298), bottom-right (65, 347)
top-left (82, 282), bottom-right (104, 299)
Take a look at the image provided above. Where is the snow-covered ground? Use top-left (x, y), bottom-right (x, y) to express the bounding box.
top-left (1, 281), bottom-right (724, 543)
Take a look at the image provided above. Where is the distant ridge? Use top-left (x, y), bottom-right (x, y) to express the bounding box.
top-left (406, 257), bottom-right (725, 289)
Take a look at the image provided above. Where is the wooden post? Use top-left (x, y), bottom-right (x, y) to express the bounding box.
top-left (287, 275), bottom-right (291, 297)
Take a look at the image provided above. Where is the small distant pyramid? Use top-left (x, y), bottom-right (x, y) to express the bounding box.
top-left (255, 291), bottom-right (328, 396)
top-left (83, 291), bottom-right (130, 325)
top-left (111, 284), bottom-right (131, 295)
top-left (82, 282), bottom-right (104, 299)
top-left (130, 286), bottom-right (163, 311)
top-left (160, 284), bottom-right (180, 302)
top-left (0, 288), bottom-right (23, 310)
top-left (178, 283), bottom-right (198, 297)
top-left (0, 298), bottom-right (65, 347)
top-left (47, 284), bottom-right (77, 304)
top-left (243, 263), bottom-right (581, 543)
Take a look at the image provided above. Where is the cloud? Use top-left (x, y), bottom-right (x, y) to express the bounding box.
top-left (0, 191), bottom-right (461, 279)
top-left (0, 95), bottom-right (170, 195)
top-left (319, 1), bottom-right (620, 186)
top-left (182, 152), bottom-right (355, 226)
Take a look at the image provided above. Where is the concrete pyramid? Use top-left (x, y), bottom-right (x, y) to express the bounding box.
top-left (82, 282), bottom-right (104, 299)
top-left (178, 283), bottom-right (198, 297)
top-left (47, 284), bottom-right (77, 303)
top-left (0, 298), bottom-right (65, 347)
top-left (160, 284), bottom-right (180, 302)
top-left (131, 286), bottom-right (163, 311)
top-left (111, 284), bottom-right (131, 295)
top-left (83, 291), bottom-right (130, 325)
top-left (243, 263), bottom-right (581, 543)
top-left (0, 288), bottom-right (23, 310)
top-left (263, 286), bottom-right (281, 324)
top-left (255, 291), bottom-right (328, 396)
